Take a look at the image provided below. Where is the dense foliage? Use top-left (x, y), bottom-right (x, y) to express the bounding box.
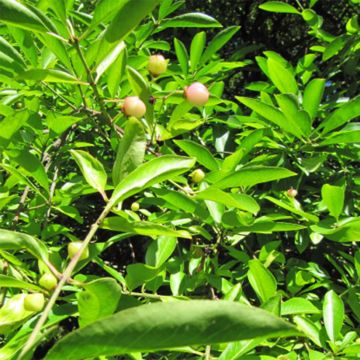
top-left (0, 0), bottom-right (359, 359)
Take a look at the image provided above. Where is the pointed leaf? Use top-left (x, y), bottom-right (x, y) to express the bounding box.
top-left (109, 155), bottom-right (195, 206)
top-left (259, 1), bottom-right (300, 14)
top-left (70, 150), bottom-right (107, 196)
top-left (323, 290), bottom-right (344, 343)
top-left (45, 300), bottom-right (299, 359)
top-left (112, 117), bottom-right (146, 185)
top-left (303, 78), bottom-right (325, 121)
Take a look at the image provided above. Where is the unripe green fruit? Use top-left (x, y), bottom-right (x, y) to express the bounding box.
top-left (148, 54), bottom-right (168, 76)
top-left (24, 293), bottom-right (45, 312)
top-left (68, 241), bottom-right (89, 261)
top-left (39, 273), bottom-right (57, 290)
top-left (123, 96), bottom-right (146, 118)
top-left (131, 202), bottom-right (140, 211)
top-left (184, 82), bottom-right (209, 106)
top-left (287, 188), bottom-right (298, 198)
top-left (190, 169), bottom-right (205, 183)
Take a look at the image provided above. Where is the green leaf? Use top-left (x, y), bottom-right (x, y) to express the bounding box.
top-left (323, 290), bottom-right (344, 343)
top-left (46, 112), bottom-right (81, 135)
top-left (275, 94), bottom-right (311, 137)
top-left (174, 139), bottom-right (219, 171)
top-left (145, 236), bottom-right (177, 268)
top-left (303, 78), bottom-right (325, 121)
top-left (267, 58), bottom-right (298, 94)
top-left (195, 188), bottom-right (259, 214)
top-left (259, 1), bottom-right (300, 14)
top-left (104, 0), bottom-right (161, 43)
top-left (6, 148), bottom-right (49, 193)
top-left (190, 31), bottom-right (206, 70)
top-left (70, 150), bottom-right (107, 197)
top-left (125, 263), bottom-right (161, 290)
top-left (201, 26), bottom-right (240, 63)
top-left (0, 36), bottom-right (25, 73)
top-left (319, 124), bottom-right (360, 146)
top-left (95, 41), bottom-right (125, 82)
top-left (247, 260), bottom-right (277, 303)
top-left (89, 0), bottom-right (124, 30)
top-left (45, 300), bottom-right (298, 359)
top-left (0, 0), bottom-right (47, 32)
top-left (108, 46), bottom-right (127, 97)
top-left (18, 69), bottom-right (85, 84)
top-left (323, 36), bottom-right (348, 61)
top-left (0, 110), bottom-right (29, 147)
top-left (265, 196), bottom-right (319, 223)
top-left (0, 274), bottom-right (42, 292)
top-left (311, 218), bottom-right (360, 242)
top-left (174, 38), bottom-right (189, 74)
top-left (236, 97), bottom-right (302, 138)
top-left (0, 294), bottom-right (33, 335)
top-left (101, 217), bottom-right (191, 239)
top-left (112, 117), bottom-right (146, 186)
top-left (0, 229), bottom-right (48, 262)
top-left (159, 13), bottom-right (222, 30)
top-left (320, 96), bottom-right (360, 134)
top-left (281, 297), bottom-right (320, 315)
top-left (109, 155), bottom-right (195, 207)
top-left (321, 184), bottom-right (345, 220)
top-left (213, 166), bottom-right (296, 189)
top-left (126, 65), bottom-right (150, 99)
top-left (77, 278), bottom-right (121, 327)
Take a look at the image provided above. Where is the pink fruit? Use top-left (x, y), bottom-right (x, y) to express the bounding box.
top-left (123, 96), bottom-right (146, 118)
top-left (184, 82), bottom-right (209, 106)
top-left (148, 54), bottom-right (168, 76)
top-left (287, 188), bottom-right (298, 198)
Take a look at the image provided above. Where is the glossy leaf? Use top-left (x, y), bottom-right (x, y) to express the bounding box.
top-left (112, 117), bottom-right (146, 185)
top-left (190, 31), bottom-right (206, 70)
top-left (0, 0), bottom-right (47, 32)
top-left (18, 69), bottom-right (85, 84)
top-left (109, 155), bottom-right (195, 206)
top-left (247, 260), bottom-right (277, 303)
top-left (174, 38), bottom-right (189, 74)
top-left (159, 12), bottom-right (221, 30)
top-left (303, 78), bottom-right (325, 121)
top-left (321, 184), bottom-right (345, 220)
top-left (174, 139), bottom-right (219, 171)
top-left (320, 96), bottom-right (360, 134)
top-left (77, 278), bottom-right (121, 327)
top-left (0, 274), bottom-right (42, 292)
top-left (213, 166), bottom-right (296, 189)
top-left (323, 290), bottom-right (344, 343)
top-left (45, 300), bottom-right (298, 359)
top-left (0, 229), bottom-right (48, 262)
top-left (70, 150), bottom-right (107, 197)
top-left (101, 217), bottom-right (191, 239)
top-left (145, 236), bottom-right (177, 268)
top-left (201, 26), bottom-right (240, 63)
top-left (267, 58), bottom-right (298, 94)
top-left (104, 0), bottom-right (161, 43)
top-left (259, 1), bottom-right (300, 14)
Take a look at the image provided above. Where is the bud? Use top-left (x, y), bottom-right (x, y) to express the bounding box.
top-left (184, 82), bottom-right (209, 106)
top-left (190, 169), bottom-right (205, 183)
top-left (39, 273), bottom-right (58, 290)
top-left (131, 202), bottom-right (140, 211)
top-left (287, 188), bottom-right (298, 198)
top-left (24, 293), bottom-right (45, 312)
top-left (67, 241), bottom-right (89, 261)
top-left (148, 54), bottom-right (168, 76)
top-left (123, 96), bottom-right (146, 118)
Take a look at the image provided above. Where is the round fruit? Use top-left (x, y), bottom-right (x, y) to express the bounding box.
top-left (287, 188), bottom-right (298, 198)
top-left (131, 202), bottom-right (140, 211)
top-left (123, 96), bottom-right (146, 118)
top-left (39, 273), bottom-right (58, 290)
top-left (190, 169), bottom-right (205, 183)
top-left (67, 241), bottom-right (89, 261)
top-left (148, 54), bottom-right (168, 76)
top-left (184, 82), bottom-right (209, 106)
top-left (24, 293), bottom-right (45, 312)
